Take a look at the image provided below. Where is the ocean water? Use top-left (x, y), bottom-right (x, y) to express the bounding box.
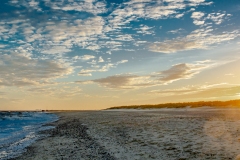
top-left (0, 111), bottom-right (58, 160)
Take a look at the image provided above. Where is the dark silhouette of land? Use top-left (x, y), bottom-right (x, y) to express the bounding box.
top-left (108, 99), bottom-right (240, 109)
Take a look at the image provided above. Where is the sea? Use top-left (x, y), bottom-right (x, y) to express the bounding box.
top-left (0, 111), bottom-right (58, 160)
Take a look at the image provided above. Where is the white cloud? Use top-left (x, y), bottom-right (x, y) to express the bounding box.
top-left (79, 61), bottom-right (214, 89)
top-left (9, 0), bottom-right (42, 11)
top-left (78, 69), bottom-right (95, 76)
top-left (0, 45), bottom-right (7, 48)
top-left (0, 53), bottom-right (73, 87)
top-left (150, 39), bottom-right (198, 53)
top-left (44, 16), bottom-right (104, 48)
top-left (78, 59), bottom-right (128, 76)
top-left (137, 25), bottom-right (154, 35)
top-left (156, 62), bottom-right (209, 83)
top-left (193, 20), bottom-right (205, 25)
top-left (0, 14), bottom-right (106, 55)
top-left (79, 55), bottom-right (95, 61)
top-left (98, 63), bottom-right (114, 72)
top-left (85, 45), bottom-right (101, 50)
top-left (45, 0), bottom-right (107, 15)
top-left (41, 45), bottom-right (72, 54)
top-left (191, 12), bottom-right (205, 25)
top-left (175, 13), bottom-right (184, 18)
top-left (1, 0), bottom-right (219, 58)
top-left (167, 28), bottom-right (184, 34)
top-left (87, 60), bottom-right (97, 65)
top-left (114, 34), bottom-right (134, 41)
top-left (191, 12), bottom-right (205, 19)
top-left (189, 0), bottom-right (205, 3)
top-left (207, 13), bottom-right (228, 25)
top-left (28, 0), bottom-right (41, 11)
top-left (98, 56), bottom-right (104, 63)
top-left (90, 74), bottom-right (140, 89)
top-left (0, 16), bottom-right (105, 54)
top-left (79, 73), bottom-right (92, 77)
top-left (107, 0), bottom-right (210, 32)
top-left (150, 29), bottom-right (238, 53)
top-left (117, 60), bottom-right (128, 64)
top-left (0, 26), bottom-right (9, 35)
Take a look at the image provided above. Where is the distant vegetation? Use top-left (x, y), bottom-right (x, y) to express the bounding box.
top-left (108, 99), bottom-right (240, 109)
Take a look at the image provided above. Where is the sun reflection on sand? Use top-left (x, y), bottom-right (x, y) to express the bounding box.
top-left (203, 108), bottom-right (240, 159)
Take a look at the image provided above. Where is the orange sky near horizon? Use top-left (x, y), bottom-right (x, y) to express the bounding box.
top-left (0, 0), bottom-right (240, 110)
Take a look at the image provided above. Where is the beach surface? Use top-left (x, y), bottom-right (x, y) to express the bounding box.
top-left (15, 108), bottom-right (240, 160)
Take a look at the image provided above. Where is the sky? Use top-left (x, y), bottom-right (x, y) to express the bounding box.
top-left (0, 0), bottom-right (240, 110)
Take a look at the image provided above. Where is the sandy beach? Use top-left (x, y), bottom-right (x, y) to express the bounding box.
top-left (14, 108), bottom-right (240, 160)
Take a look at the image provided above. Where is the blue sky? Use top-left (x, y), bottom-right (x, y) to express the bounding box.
top-left (0, 0), bottom-right (240, 110)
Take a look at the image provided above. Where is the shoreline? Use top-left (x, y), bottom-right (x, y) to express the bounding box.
top-left (0, 112), bottom-right (58, 160)
top-left (11, 109), bottom-right (240, 160)
top-left (12, 111), bottom-right (116, 160)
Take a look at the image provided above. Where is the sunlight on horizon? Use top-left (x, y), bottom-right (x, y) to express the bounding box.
top-left (0, 0), bottom-right (239, 110)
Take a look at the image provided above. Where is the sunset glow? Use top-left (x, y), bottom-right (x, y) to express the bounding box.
top-left (0, 0), bottom-right (239, 110)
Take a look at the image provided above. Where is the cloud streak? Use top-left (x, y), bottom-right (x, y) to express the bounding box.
top-left (78, 60), bottom-right (214, 89)
top-left (149, 29), bottom-right (239, 53)
top-left (78, 60), bottom-right (128, 76)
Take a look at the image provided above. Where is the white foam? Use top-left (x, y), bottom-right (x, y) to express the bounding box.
top-left (0, 112), bottom-right (58, 160)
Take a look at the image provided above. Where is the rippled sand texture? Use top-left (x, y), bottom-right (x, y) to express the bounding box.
top-left (16, 109), bottom-right (240, 160)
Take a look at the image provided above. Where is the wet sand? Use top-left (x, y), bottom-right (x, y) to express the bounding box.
top-left (14, 108), bottom-right (240, 160)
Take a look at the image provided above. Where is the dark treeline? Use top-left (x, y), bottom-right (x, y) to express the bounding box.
top-left (108, 99), bottom-right (240, 109)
